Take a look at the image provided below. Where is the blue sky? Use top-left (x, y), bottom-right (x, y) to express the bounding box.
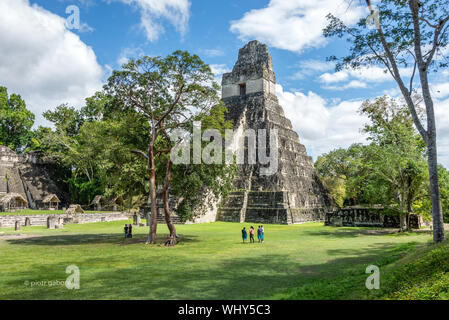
top-left (1, 0), bottom-right (449, 166)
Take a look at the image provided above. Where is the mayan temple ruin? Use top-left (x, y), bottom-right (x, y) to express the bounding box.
top-left (0, 146), bottom-right (69, 211)
top-left (216, 40), bottom-right (334, 224)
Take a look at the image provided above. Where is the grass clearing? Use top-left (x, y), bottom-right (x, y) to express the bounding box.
top-left (0, 221), bottom-right (439, 300)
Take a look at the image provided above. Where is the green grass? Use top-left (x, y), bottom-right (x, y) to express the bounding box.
top-left (0, 209), bottom-right (116, 216)
top-left (374, 240), bottom-right (449, 299)
top-left (0, 221), bottom-right (441, 300)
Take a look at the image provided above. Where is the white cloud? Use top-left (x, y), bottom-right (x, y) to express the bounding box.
top-left (201, 49), bottom-right (225, 58)
top-left (276, 83), bottom-right (449, 168)
top-left (431, 82), bottom-right (449, 99)
top-left (118, 0), bottom-right (191, 41)
top-left (210, 64), bottom-right (231, 95)
top-left (324, 80), bottom-right (368, 91)
top-left (320, 71), bottom-right (350, 83)
top-left (276, 84), bottom-right (368, 158)
top-left (319, 65), bottom-right (413, 91)
top-left (319, 66), bottom-right (410, 84)
top-left (290, 59), bottom-right (334, 80)
top-left (434, 98), bottom-right (449, 167)
top-left (210, 64), bottom-right (231, 76)
top-left (0, 0), bottom-right (104, 126)
top-left (117, 47), bottom-right (145, 66)
top-left (230, 0), bottom-right (365, 53)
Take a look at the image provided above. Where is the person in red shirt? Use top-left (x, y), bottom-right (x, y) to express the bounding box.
top-left (249, 226), bottom-right (255, 243)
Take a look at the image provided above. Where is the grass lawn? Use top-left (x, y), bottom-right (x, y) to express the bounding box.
top-left (0, 221), bottom-right (440, 300)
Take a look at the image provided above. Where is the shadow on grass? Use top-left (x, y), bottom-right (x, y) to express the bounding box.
top-left (5, 233), bottom-right (200, 246)
top-left (305, 227), bottom-right (427, 238)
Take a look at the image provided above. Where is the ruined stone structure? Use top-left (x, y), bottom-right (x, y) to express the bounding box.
top-left (216, 41), bottom-right (334, 224)
top-left (0, 146), bottom-right (69, 210)
top-left (0, 212), bottom-right (129, 228)
top-left (325, 207), bottom-right (423, 229)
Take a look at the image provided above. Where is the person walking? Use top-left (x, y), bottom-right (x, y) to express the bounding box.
top-left (242, 227), bottom-right (248, 243)
top-left (124, 224), bottom-right (129, 238)
top-left (249, 226), bottom-right (255, 243)
top-left (128, 224), bottom-right (133, 238)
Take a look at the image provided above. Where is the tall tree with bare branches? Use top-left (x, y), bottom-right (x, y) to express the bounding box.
top-left (324, 0), bottom-right (449, 242)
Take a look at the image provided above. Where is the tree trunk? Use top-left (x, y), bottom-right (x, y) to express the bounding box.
top-left (147, 146), bottom-right (158, 244)
top-left (408, 0), bottom-right (445, 243)
top-left (427, 138), bottom-right (445, 243)
top-left (162, 159), bottom-right (177, 246)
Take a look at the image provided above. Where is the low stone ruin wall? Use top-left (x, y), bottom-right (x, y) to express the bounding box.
top-left (0, 212), bottom-right (130, 228)
top-left (325, 207), bottom-right (423, 229)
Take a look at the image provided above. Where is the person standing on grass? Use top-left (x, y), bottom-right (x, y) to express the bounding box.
top-left (249, 226), bottom-right (255, 243)
top-left (261, 225), bottom-right (264, 243)
top-left (128, 224), bottom-right (133, 238)
top-left (257, 225), bottom-right (262, 243)
top-left (124, 224), bottom-right (129, 238)
top-left (242, 227), bottom-right (248, 243)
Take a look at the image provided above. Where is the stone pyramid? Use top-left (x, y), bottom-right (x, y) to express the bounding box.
top-left (216, 41), bottom-right (334, 224)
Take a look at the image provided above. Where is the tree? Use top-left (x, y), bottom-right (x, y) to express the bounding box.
top-left (324, 0), bottom-right (449, 242)
top-left (0, 86), bottom-right (35, 151)
top-left (316, 97), bottom-right (428, 230)
top-left (105, 51), bottom-right (222, 245)
top-left (360, 96), bottom-right (428, 230)
top-left (415, 165), bottom-right (449, 223)
top-left (170, 104), bottom-right (237, 223)
top-left (315, 144), bottom-right (368, 207)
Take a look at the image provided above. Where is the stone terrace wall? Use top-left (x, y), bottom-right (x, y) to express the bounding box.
top-left (0, 212), bottom-right (130, 228)
top-left (325, 207), bottom-right (423, 229)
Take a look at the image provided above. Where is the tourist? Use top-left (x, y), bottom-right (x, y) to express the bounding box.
top-left (261, 225), bottom-right (264, 243)
top-left (124, 224), bottom-right (129, 238)
top-left (241, 227), bottom-right (247, 243)
top-left (257, 225), bottom-right (262, 243)
top-left (249, 226), bottom-right (255, 243)
top-left (128, 224), bottom-right (133, 238)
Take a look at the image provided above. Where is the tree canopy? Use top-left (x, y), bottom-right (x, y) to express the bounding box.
top-left (0, 86), bottom-right (35, 151)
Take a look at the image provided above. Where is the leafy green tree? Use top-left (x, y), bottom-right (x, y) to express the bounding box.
top-left (360, 96), bottom-right (428, 229)
top-left (0, 86), bottom-right (35, 151)
top-left (170, 104), bottom-right (237, 222)
top-left (324, 0), bottom-right (448, 241)
top-left (316, 144), bottom-right (368, 207)
top-left (105, 51), bottom-right (223, 244)
top-left (316, 97), bottom-right (428, 230)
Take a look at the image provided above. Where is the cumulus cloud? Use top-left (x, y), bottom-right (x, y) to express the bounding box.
top-left (0, 0), bottom-right (104, 126)
top-left (434, 98), bottom-right (449, 167)
top-left (275, 84), bottom-right (368, 158)
top-left (201, 49), bottom-right (225, 58)
top-left (117, 47), bottom-right (145, 66)
top-left (318, 65), bottom-right (414, 91)
top-left (320, 66), bottom-right (413, 84)
top-left (118, 0), bottom-right (191, 41)
top-left (290, 59), bottom-right (335, 80)
top-left (230, 0), bottom-right (365, 53)
top-left (210, 64), bottom-right (231, 76)
top-left (276, 84), bottom-right (449, 167)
